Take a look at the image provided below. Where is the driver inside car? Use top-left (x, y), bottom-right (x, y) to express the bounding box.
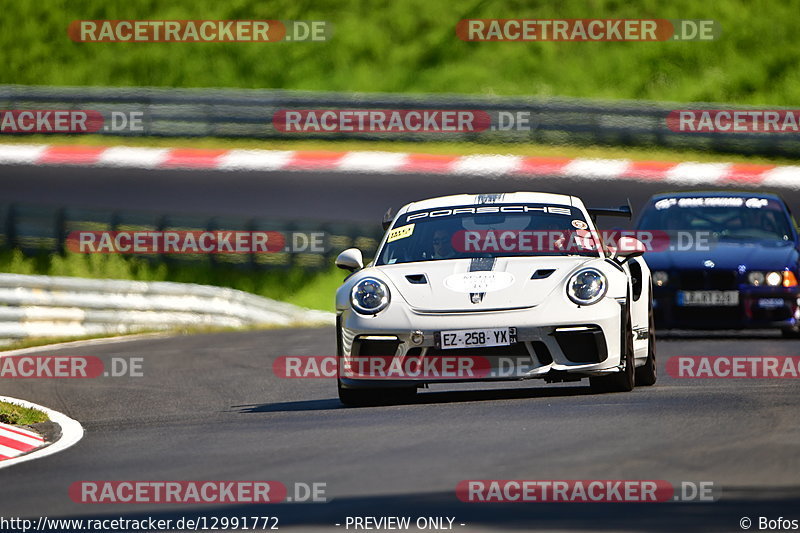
top-left (431, 229), bottom-right (457, 259)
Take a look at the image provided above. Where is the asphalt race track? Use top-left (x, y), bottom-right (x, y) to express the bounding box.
top-left (5, 164), bottom-right (800, 224)
top-left (1, 328), bottom-right (799, 532)
top-left (1, 164), bottom-right (800, 531)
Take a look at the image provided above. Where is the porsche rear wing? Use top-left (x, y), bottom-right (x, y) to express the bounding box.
top-left (587, 199), bottom-right (633, 221)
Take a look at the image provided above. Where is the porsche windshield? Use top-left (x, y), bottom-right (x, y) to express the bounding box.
top-left (638, 196), bottom-right (794, 242)
top-left (376, 204), bottom-right (599, 265)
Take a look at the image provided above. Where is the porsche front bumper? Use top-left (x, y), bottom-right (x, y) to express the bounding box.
top-left (337, 297), bottom-right (627, 389)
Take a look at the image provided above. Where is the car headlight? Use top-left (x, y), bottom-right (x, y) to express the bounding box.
top-left (766, 271), bottom-right (783, 286)
top-left (351, 277), bottom-right (391, 315)
top-left (747, 272), bottom-right (765, 286)
top-left (653, 271), bottom-right (669, 287)
top-left (567, 268), bottom-right (607, 306)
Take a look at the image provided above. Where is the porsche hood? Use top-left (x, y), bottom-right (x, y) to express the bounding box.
top-left (377, 256), bottom-right (595, 312)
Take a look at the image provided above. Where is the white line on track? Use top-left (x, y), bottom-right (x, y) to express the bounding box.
top-left (0, 331), bottom-right (174, 357)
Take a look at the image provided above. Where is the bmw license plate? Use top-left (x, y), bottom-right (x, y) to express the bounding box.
top-left (758, 298), bottom-right (785, 308)
top-left (677, 290), bottom-right (739, 306)
top-left (435, 327), bottom-right (517, 349)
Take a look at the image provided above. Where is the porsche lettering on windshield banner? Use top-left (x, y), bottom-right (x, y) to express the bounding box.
top-left (378, 204), bottom-right (601, 264)
top-left (403, 204), bottom-right (573, 223)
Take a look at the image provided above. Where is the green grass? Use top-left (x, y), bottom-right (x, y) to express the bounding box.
top-left (0, 324), bottom-right (319, 352)
top-left (0, 400), bottom-right (49, 425)
top-left (0, 331), bottom-right (163, 351)
top-left (0, 249), bottom-right (346, 312)
top-left (2, 134), bottom-right (798, 166)
top-left (2, 0), bottom-right (799, 105)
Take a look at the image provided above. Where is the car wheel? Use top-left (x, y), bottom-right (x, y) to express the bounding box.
top-left (590, 314), bottom-right (635, 393)
top-left (781, 326), bottom-right (800, 338)
top-left (635, 304), bottom-right (657, 386)
top-left (337, 380), bottom-right (416, 407)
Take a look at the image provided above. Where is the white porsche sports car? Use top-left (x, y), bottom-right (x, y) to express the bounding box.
top-left (335, 192), bottom-right (656, 406)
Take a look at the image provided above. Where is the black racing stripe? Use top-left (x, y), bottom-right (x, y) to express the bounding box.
top-left (468, 257), bottom-right (496, 304)
top-left (469, 257), bottom-right (496, 272)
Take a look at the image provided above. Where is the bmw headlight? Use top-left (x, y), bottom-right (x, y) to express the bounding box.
top-left (653, 271), bottom-right (669, 287)
top-left (766, 271), bottom-right (783, 286)
top-left (567, 268), bottom-right (607, 306)
top-left (747, 271), bottom-right (765, 286)
top-left (351, 277), bottom-right (390, 315)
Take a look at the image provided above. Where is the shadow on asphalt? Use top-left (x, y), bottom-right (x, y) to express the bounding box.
top-left (656, 329), bottom-right (783, 340)
top-left (232, 384), bottom-right (600, 413)
top-left (48, 488), bottom-right (800, 532)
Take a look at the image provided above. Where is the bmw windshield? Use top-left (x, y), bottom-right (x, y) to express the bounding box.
top-left (638, 196), bottom-right (794, 242)
top-left (376, 203), bottom-right (600, 266)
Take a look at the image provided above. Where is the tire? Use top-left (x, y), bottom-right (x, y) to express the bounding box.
top-left (781, 326), bottom-right (800, 338)
top-left (338, 380), bottom-right (416, 407)
top-left (590, 311), bottom-right (635, 393)
top-left (635, 304), bottom-right (657, 386)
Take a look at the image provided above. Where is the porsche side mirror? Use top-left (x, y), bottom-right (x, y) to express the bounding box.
top-left (614, 236), bottom-right (646, 261)
top-left (336, 248), bottom-right (364, 272)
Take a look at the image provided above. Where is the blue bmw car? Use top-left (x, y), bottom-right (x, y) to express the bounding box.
top-left (635, 191), bottom-right (800, 336)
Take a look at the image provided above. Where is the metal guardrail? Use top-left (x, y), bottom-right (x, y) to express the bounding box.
top-left (0, 273), bottom-right (333, 339)
top-left (0, 203), bottom-right (382, 270)
top-left (1, 85), bottom-right (798, 157)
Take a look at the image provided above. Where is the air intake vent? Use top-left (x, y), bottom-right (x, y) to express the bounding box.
top-left (405, 274), bottom-right (428, 284)
top-left (531, 269), bottom-right (556, 279)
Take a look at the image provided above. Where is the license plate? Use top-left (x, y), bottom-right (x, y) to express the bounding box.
top-left (677, 290), bottom-right (739, 307)
top-left (436, 327), bottom-right (517, 350)
top-left (758, 298), bottom-right (785, 309)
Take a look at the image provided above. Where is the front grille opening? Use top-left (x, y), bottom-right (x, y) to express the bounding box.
top-left (530, 341), bottom-right (553, 365)
top-left (553, 327), bottom-right (608, 364)
top-left (679, 270), bottom-right (738, 290)
top-left (354, 338), bottom-right (401, 357)
top-left (673, 307), bottom-right (740, 324)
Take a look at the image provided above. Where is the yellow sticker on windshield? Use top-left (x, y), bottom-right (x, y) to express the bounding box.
top-left (387, 223), bottom-right (415, 242)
